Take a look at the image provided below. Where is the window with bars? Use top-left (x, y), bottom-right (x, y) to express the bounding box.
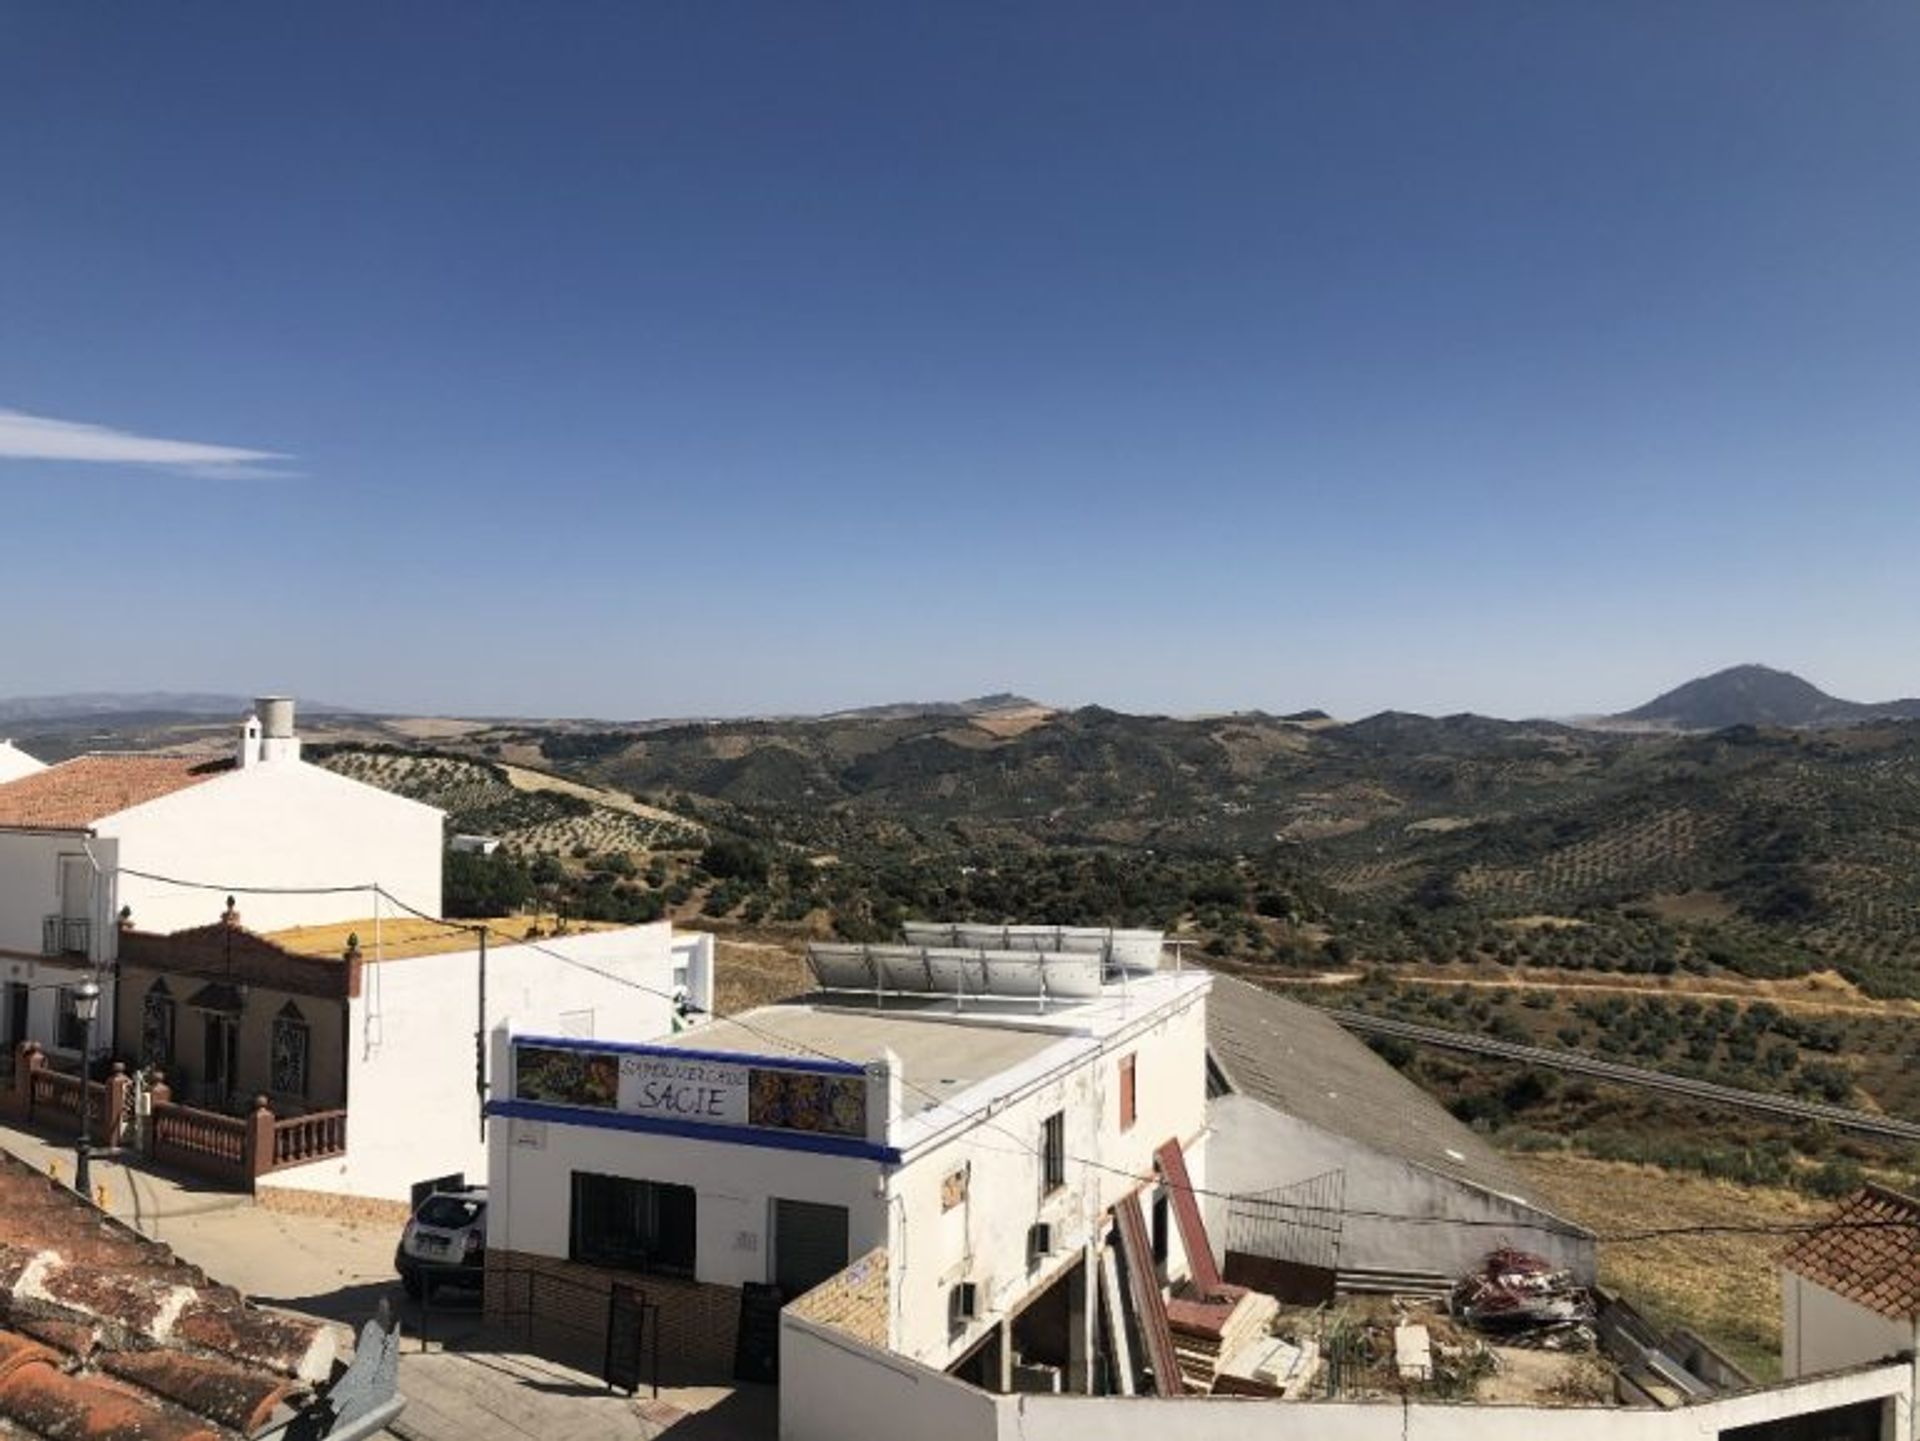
top-left (270, 1002), bottom-right (309, 1097)
top-left (1041, 1111), bottom-right (1066, 1197)
top-left (570, 1172), bottom-right (697, 1277)
top-left (141, 981), bottom-right (175, 1068)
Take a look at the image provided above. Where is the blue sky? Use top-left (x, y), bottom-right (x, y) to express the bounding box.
top-left (3, 4), bottom-right (1916, 721)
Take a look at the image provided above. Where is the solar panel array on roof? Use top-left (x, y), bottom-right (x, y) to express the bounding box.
top-left (806, 942), bottom-right (1106, 1001)
top-left (899, 922), bottom-right (1163, 970)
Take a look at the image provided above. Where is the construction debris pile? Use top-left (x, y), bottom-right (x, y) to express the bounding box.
top-left (1168, 1287), bottom-right (1282, 1392)
top-left (1451, 1246), bottom-right (1597, 1349)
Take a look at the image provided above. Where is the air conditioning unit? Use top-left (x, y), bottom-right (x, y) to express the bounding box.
top-left (948, 1281), bottom-right (980, 1331)
top-left (1027, 1222), bottom-right (1054, 1264)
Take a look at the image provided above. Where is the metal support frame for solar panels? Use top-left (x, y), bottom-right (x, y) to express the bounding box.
top-left (806, 943), bottom-right (1110, 1013)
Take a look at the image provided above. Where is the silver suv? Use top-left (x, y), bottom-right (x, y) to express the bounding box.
top-left (395, 1186), bottom-right (487, 1299)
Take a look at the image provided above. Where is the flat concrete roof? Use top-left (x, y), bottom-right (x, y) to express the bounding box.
top-left (652, 1005), bottom-right (1068, 1112)
top-left (653, 969), bottom-right (1209, 1127)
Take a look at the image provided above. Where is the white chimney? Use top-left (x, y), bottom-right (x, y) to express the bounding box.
top-left (255, 696), bottom-right (301, 764)
top-left (236, 698), bottom-right (301, 767)
top-left (237, 713), bottom-right (263, 768)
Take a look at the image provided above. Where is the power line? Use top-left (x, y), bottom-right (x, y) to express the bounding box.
top-left (90, 864), bottom-right (1914, 1245)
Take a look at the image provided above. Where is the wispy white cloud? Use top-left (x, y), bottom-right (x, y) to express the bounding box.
top-left (0, 408), bottom-right (292, 478)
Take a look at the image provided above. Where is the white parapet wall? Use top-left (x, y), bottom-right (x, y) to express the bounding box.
top-left (1782, 1268), bottom-right (1917, 1381)
top-left (781, 1312), bottom-right (1003, 1441)
top-left (780, 1307), bottom-right (1915, 1441)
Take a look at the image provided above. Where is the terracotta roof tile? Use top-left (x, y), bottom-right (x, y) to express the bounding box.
top-left (0, 1149), bottom-right (331, 1440)
top-left (0, 755), bottom-right (233, 831)
top-left (99, 1350), bottom-right (293, 1435)
top-left (0, 1361), bottom-right (220, 1441)
top-left (1779, 1184), bottom-right (1920, 1321)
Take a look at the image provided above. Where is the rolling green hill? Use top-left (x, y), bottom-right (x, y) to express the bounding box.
top-left (28, 685), bottom-right (1920, 997)
top-left (423, 703), bottom-right (1920, 996)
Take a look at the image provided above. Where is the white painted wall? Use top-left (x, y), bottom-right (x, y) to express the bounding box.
top-left (888, 989), bottom-right (1211, 1367)
top-left (1204, 1095), bottom-right (1594, 1281)
top-left (781, 1312), bottom-right (1001, 1441)
top-left (491, 1105), bottom-right (891, 1288)
top-left (779, 1312), bottom-right (1913, 1441)
top-left (0, 742), bottom-right (45, 784)
top-left (261, 923), bottom-right (695, 1204)
top-left (672, 932), bottom-right (716, 1017)
top-left (991, 1363), bottom-right (1911, 1441)
top-left (0, 832), bottom-right (121, 1054)
top-left (1782, 1269), bottom-right (1917, 1383)
top-left (0, 831), bottom-right (119, 960)
top-left (0, 953), bottom-right (112, 1063)
top-left (102, 761), bottom-right (442, 938)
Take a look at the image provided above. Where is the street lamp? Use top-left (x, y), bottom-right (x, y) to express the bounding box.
top-left (73, 977), bottom-right (101, 1199)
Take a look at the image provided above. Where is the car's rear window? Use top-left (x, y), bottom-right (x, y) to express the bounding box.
top-left (417, 1196), bottom-right (485, 1229)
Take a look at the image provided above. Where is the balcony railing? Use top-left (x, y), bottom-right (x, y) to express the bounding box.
top-left (267, 1109), bottom-right (350, 1172)
top-left (2, 1049), bottom-right (350, 1192)
top-left (41, 915), bottom-right (90, 958)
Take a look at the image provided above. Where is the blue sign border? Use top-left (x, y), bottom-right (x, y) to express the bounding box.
top-left (489, 1097), bottom-right (901, 1163)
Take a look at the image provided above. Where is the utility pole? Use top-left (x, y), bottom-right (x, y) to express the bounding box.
top-left (475, 926), bottom-right (488, 1140)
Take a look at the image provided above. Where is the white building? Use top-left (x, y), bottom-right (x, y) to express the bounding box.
top-left (0, 698), bottom-right (441, 1062)
top-left (259, 920), bottom-right (714, 1210)
top-left (104, 913), bottom-right (714, 1212)
top-left (1780, 1183), bottom-right (1920, 1410)
top-left (0, 741), bottom-right (44, 785)
top-left (1204, 977), bottom-right (1594, 1292)
top-left (484, 926), bottom-right (1210, 1384)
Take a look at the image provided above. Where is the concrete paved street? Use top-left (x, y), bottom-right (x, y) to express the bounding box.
top-left (0, 1121), bottom-right (774, 1441)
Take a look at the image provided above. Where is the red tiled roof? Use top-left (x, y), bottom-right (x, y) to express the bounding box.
top-left (0, 755), bottom-right (233, 831)
top-left (1779, 1184), bottom-right (1920, 1321)
top-left (0, 1148), bottom-right (332, 1439)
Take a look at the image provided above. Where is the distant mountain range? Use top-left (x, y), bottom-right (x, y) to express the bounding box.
top-left (0, 692), bottom-right (260, 725)
top-left (820, 693), bottom-right (1047, 722)
top-left (6, 669), bottom-right (1917, 736)
top-left (1611, 665), bottom-right (1920, 731)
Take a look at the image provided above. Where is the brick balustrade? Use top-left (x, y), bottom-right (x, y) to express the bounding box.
top-left (4, 1044), bottom-right (348, 1191)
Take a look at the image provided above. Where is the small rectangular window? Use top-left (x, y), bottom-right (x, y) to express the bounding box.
top-left (1119, 1054), bottom-right (1137, 1131)
top-left (1041, 1111), bottom-right (1066, 1196)
top-left (949, 1281), bottom-right (979, 1332)
top-left (570, 1172), bottom-right (697, 1277)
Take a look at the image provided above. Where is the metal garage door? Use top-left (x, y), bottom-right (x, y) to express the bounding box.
top-left (773, 1198), bottom-right (850, 1299)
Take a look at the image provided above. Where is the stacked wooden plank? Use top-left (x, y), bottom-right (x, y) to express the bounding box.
top-left (1166, 1286), bottom-right (1281, 1392)
top-left (1113, 1193), bottom-right (1185, 1397)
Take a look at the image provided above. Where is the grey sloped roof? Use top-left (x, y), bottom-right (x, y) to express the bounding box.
top-left (1206, 975), bottom-right (1539, 1204)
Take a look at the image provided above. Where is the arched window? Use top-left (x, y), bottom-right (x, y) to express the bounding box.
top-left (141, 979), bottom-right (175, 1068)
top-left (270, 1001), bottom-right (310, 1098)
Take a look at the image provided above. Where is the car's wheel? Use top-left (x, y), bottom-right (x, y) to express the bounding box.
top-left (401, 1269), bottom-right (423, 1301)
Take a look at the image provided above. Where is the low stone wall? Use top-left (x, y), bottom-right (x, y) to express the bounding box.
top-left (787, 1249), bottom-right (889, 1348)
top-left (255, 1182), bottom-right (411, 1228)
